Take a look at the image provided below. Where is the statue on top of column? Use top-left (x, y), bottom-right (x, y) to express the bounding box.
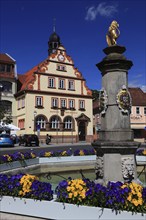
top-left (106, 20), bottom-right (120, 46)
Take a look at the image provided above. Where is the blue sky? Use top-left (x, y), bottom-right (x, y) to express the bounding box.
top-left (0, 0), bottom-right (146, 91)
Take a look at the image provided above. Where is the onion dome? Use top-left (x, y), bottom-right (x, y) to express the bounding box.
top-left (48, 32), bottom-right (61, 55)
top-left (49, 32), bottom-right (60, 43)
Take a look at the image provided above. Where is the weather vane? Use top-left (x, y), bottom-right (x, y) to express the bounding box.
top-left (106, 20), bottom-right (120, 46)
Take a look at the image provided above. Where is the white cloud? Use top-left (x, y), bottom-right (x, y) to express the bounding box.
top-left (134, 74), bottom-right (143, 79)
top-left (85, 6), bottom-right (97, 21)
top-left (85, 2), bottom-right (118, 21)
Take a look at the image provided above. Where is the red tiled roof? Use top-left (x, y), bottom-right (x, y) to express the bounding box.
top-left (17, 74), bottom-right (26, 84)
top-left (0, 53), bottom-right (16, 63)
top-left (17, 57), bottom-right (48, 91)
top-left (17, 65), bottom-right (38, 91)
top-left (128, 87), bottom-right (146, 106)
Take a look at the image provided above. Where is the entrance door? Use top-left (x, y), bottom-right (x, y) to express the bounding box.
top-left (78, 121), bottom-right (86, 141)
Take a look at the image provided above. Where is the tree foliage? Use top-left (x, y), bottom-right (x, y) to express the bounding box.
top-left (91, 90), bottom-right (100, 100)
top-left (0, 104), bottom-right (13, 124)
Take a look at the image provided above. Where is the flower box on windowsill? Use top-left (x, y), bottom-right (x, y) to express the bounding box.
top-left (0, 158), bottom-right (39, 172)
top-left (39, 155), bottom-right (96, 164)
top-left (0, 196), bottom-right (145, 220)
top-left (136, 156), bottom-right (146, 165)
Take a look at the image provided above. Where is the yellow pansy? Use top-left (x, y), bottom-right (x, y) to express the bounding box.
top-left (79, 150), bottom-right (84, 156)
top-left (45, 152), bottom-right (51, 157)
top-left (67, 186), bottom-right (71, 192)
top-left (31, 153), bottom-right (36, 158)
top-left (142, 150), bottom-right (146, 155)
top-left (78, 185), bottom-right (83, 191)
top-left (68, 193), bottom-right (73, 198)
top-left (19, 174), bottom-right (38, 196)
top-left (73, 192), bottom-right (78, 197)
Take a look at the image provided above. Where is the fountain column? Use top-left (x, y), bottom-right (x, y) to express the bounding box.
top-left (92, 21), bottom-right (140, 183)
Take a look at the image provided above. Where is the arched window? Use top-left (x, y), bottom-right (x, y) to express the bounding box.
top-left (50, 116), bottom-right (60, 129)
top-left (64, 116), bottom-right (73, 130)
top-left (1, 81), bottom-right (12, 93)
top-left (0, 100), bottom-right (12, 113)
top-left (36, 116), bottom-right (46, 129)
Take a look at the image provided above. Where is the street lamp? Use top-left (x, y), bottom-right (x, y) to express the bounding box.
top-left (33, 111), bottom-right (37, 134)
top-left (0, 83), bottom-right (3, 102)
top-left (71, 111), bottom-right (73, 144)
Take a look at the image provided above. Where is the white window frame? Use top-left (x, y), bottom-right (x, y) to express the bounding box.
top-left (61, 99), bottom-right (66, 108)
top-left (18, 99), bottom-right (21, 109)
top-left (64, 117), bottom-right (72, 129)
top-left (59, 79), bottom-right (65, 89)
top-left (36, 96), bottom-right (43, 107)
top-left (69, 99), bottom-right (75, 108)
top-left (52, 98), bottom-right (58, 108)
top-left (48, 78), bottom-right (55, 88)
top-left (22, 97), bottom-right (25, 108)
top-left (36, 116), bottom-right (46, 129)
top-left (51, 117), bottom-right (59, 129)
top-left (79, 100), bottom-right (85, 109)
top-left (68, 80), bottom-right (75, 90)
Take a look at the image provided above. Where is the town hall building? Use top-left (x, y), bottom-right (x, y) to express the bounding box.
top-left (15, 31), bottom-right (93, 143)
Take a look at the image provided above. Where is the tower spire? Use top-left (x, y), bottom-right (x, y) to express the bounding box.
top-left (48, 18), bottom-right (60, 55)
top-left (53, 18), bottom-right (56, 32)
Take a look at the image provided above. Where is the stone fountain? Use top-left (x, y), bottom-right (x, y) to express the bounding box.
top-left (92, 21), bottom-right (140, 184)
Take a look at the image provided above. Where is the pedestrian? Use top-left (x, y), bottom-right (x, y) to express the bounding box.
top-left (46, 134), bottom-right (51, 145)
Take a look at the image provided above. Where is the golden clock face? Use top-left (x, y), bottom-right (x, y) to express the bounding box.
top-left (58, 54), bottom-right (64, 61)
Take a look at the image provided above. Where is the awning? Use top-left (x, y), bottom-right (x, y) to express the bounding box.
top-left (7, 124), bottom-right (20, 131)
top-left (0, 123), bottom-right (20, 131)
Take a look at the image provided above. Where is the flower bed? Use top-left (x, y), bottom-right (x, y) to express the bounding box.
top-left (0, 149), bottom-right (96, 171)
top-left (55, 178), bottom-right (146, 214)
top-left (0, 148), bottom-right (96, 164)
top-left (39, 148), bottom-right (96, 157)
top-left (0, 173), bottom-right (146, 219)
top-left (0, 174), bottom-right (53, 200)
top-left (0, 151), bottom-right (37, 164)
top-left (0, 154), bottom-right (96, 173)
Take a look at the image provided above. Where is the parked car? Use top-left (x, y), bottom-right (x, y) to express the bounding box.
top-left (19, 134), bottom-right (39, 147)
top-left (0, 133), bottom-right (14, 147)
top-left (10, 134), bottom-right (19, 144)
